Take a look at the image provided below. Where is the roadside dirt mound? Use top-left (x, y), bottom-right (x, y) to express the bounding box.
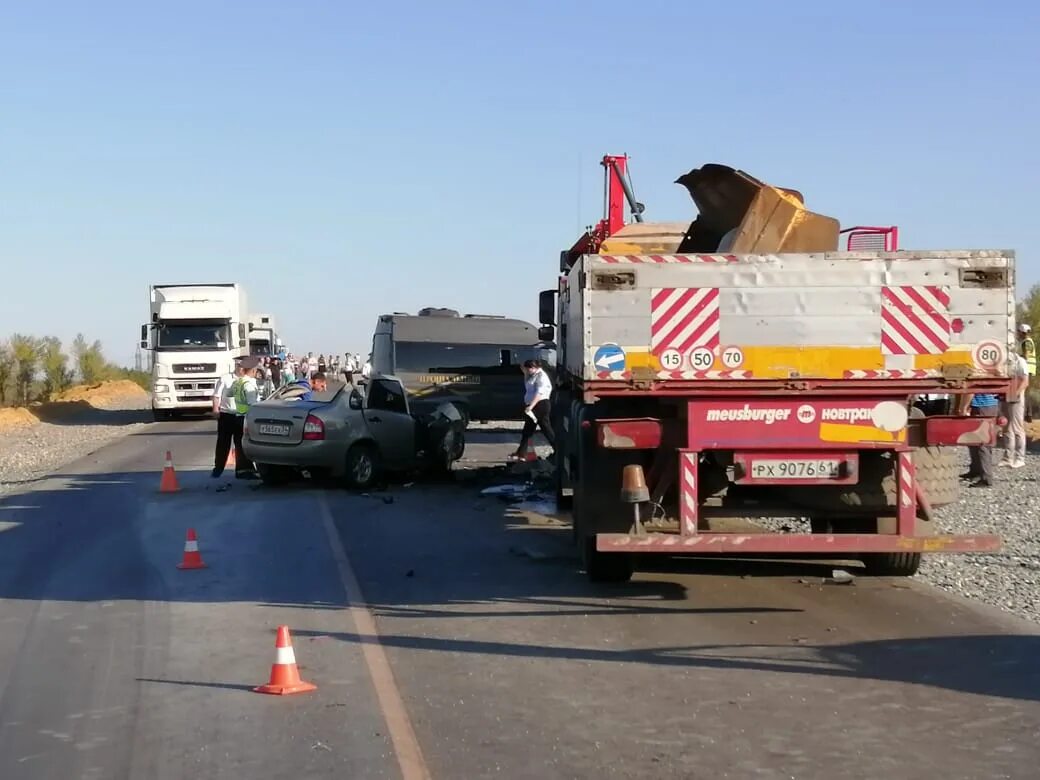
top-left (1027, 420), bottom-right (1040, 443)
top-left (54, 380), bottom-right (147, 405)
top-left (0, 407), bottom-right (39, 430)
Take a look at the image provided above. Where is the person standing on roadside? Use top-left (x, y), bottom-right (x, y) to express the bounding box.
top-left (211, 361), bottom-right (239, 478)
top-left (318, 353), bottom-right (327, 374)
top-left (230, 357), bottom-right (261, 479)
top-left (959, 390), bottom-right (1000, 488)
top-left (511, 359), bottom-right (555, 460)
top-left (1000, 352), bottom-right (1030, 469)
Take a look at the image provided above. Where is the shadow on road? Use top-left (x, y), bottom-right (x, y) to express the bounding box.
top-left (29, 401), bottom-right (152, 427)
top-left (295, 627), bottom-right (1040, 703)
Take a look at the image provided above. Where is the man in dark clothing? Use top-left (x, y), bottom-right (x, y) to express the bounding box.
top-left (959, 392), bottom-right (1000, 487)
top-left (512, 359), bottom-right (555, 460)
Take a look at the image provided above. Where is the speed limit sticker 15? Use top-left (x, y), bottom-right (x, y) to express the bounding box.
top-left (972, 340), bottom-right (1005, 369)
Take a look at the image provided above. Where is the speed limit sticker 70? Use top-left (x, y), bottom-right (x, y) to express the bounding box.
top-left (720, 346), bottom-right (744, 369)
top-left (972, 340), bottom-right (1005, 368)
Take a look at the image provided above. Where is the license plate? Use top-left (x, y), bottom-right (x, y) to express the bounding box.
top-left (182, 390), bottom-right (210, 397)
top-left (735, 454), bottom-right (858, 484)
top-left (752, 459), bottom-right (841, 479)
top-left (258, 423), bottom-right (291, 436)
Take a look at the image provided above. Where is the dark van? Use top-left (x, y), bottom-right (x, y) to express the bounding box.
top-left (370, 308), bottom-right (554, 423)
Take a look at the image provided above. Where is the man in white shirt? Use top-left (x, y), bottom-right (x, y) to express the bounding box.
top-left (211, 356), bottom-right (260, 479)
top-left (1001, 353), bottom-right (1030, 468)
top-left (512, 359), bottom-right (555, 460)
top-left (211, 363), bottom-right (239, 478)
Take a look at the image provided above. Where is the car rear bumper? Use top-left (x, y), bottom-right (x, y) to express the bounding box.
top-left (243, 438), bottom-right (342, 471)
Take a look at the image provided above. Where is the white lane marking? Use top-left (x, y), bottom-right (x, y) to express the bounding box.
top-left (319, 496), bottom-right (431, 780)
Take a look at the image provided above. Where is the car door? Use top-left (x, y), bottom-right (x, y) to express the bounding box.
top-left (363, 378), bottom-right (415, 468)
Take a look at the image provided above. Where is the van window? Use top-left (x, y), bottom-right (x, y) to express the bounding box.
top-left (394, 343), bottom-right (504, 372)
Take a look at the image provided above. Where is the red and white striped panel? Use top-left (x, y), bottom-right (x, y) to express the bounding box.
top-left (657, 370), bottom-right (752, 380)
top-left (651, 287), bottom-right (720, 355)
top-left (680, 452), bottom-right (698, 535)
top-left (881, 286), bottom-right (951, 355)
top-left (899, 452), bottom-right (915, 509)
top-left (843, 369), bottom-right (933, 379)
top-left (599, 254), bottom-right (738, 264)
top-left (595, 370), bottom-right (631, 380)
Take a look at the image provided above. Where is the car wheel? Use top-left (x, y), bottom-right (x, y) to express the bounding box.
top-left (344, 444), bottom-right (378, 490)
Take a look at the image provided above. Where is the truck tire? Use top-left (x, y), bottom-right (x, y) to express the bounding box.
top-left (571, 414), bottom-right (636, 582)
top-left (787, 447), bottom-right (959, 515)
top-left (582, 536), bottom-right (634, 583)
top-left (860, 552), bottom-right (921, 577)
top-left (344, 444), bottom-right (379, 490)
top-left (553, 394), bottom-right (574, 511)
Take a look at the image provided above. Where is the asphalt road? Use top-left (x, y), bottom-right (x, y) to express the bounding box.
top-left (0, 419), bottom-right (1037, 779)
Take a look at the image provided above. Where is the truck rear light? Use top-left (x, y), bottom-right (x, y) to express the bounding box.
top-left (303, 415), bottom-right (325, 440)
top-left (595, 418), bottom-right (662, 449)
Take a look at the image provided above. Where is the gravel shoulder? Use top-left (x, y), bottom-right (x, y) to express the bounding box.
top-left (921, 447), bottom-right (1040, 624)
top-left (0, 395), bottom-right (151, 497)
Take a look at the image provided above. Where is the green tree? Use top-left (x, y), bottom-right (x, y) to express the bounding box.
top-left (9, 334), bottom-right (41, 406)
top-left (1017, 283), bottom-right (1040, 334)
top-left (40, 337), bottom-right (73, 399)
top-left (0, 341), bottom-right (13, 406)
top-left (72, 333), bottom-right (108, 384)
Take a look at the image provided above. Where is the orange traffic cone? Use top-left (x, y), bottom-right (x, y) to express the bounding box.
top-left (159, 450), bottom-right (180, 493)
top-left (225, 446), bottom-right (236, 470)
top-left (254, 626), bottom-right (317, 695)
top-left (176, 528), bottom-right (207, 570)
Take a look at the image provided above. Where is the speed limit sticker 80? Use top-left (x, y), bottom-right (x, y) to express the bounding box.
top-left (972, 340), bottom-right (1005, 368)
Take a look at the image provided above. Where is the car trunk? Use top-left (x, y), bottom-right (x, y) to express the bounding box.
top-left (249, 399), bottom-right (328, 445)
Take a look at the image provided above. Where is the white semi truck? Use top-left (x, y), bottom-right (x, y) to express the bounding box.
top-left (140, 283), bottom-right (249, 420)
top-left (247, 313), bottom-right (279, 357)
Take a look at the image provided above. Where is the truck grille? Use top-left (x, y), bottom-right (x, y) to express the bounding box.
top-left (174, 363), bottom-right (216, 373)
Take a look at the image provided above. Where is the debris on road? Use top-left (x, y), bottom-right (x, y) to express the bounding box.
top-left (829, 569), bottom-right (856, 585)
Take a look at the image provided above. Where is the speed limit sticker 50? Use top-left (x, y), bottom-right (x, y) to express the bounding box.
top-left (972, 340), bottom-right (1005, 368)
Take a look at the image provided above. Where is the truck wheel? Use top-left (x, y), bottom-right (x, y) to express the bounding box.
top-left (582, 536), bottom-right (634, 583)
top-left (860, 552), bottom-right (921, 577)
top-left (787, 447), bottom-right (959, 515)
top-left (344, 444), bottom-right (378, 490)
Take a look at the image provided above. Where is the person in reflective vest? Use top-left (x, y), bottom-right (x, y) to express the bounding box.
top-left (1020, 324), bottom-right (1036, 421)
top-left (230, 357), bottom-right (260, 478)
top-left (1019, 324), bottom-right (1036, 375)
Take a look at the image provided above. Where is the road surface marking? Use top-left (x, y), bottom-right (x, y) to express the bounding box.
top-left (319, 496), bottom-right (431, 780)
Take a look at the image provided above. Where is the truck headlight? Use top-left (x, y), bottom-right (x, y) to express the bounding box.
top-left (154, 383), bottom-right (169, 393)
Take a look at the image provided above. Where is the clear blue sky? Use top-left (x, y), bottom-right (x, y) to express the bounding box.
top-left (1, 0), bottom-right (1037, 366)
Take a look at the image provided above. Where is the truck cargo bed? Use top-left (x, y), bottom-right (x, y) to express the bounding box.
top-left (566, 250), bottom-right (1014, 386)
